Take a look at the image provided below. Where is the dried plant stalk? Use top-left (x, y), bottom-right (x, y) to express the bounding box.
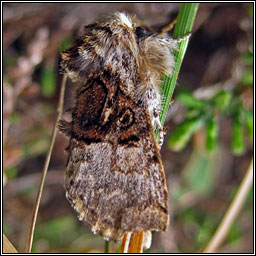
top-left (3, 234), bottom-right (18, 253)
top-left (203, 158), bottom-right (253, 253)
top-left (120, 232), bottom-right (144, 253)
top-left (25, 75), bottom-right (67, 253)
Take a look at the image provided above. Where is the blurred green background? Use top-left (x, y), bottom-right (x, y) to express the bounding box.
top-left (3, 3), bottom-right (253, 253)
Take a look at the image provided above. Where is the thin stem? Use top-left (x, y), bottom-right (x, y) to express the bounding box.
top-left (104, 241), bottom-right (110, 253)
top-left (154, 3), bottom-right (199, 142)
top-left (160, 3), bottom-right (199, 126)
top-left (3, 234), bottom-right (18, 253)
top-left (203, 157), bottom-right (253, 253)
top-left (128, 232), bottom-right (144, 253)
top-left (25, 75), bottom-right (67, 253)
top-left (120, 232), bottom-right (144, 253)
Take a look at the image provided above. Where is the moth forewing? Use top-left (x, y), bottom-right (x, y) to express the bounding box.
top-left (59, 12), bottom-right (178, 241)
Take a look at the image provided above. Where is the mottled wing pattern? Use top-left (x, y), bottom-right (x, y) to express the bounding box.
top-left (59, 71), bottom-right (168, 241)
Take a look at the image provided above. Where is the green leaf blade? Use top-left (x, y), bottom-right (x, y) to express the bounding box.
top-left (160, 3), bottom-right (199, 128)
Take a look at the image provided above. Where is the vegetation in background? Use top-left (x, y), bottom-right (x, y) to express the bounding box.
top-left (168, 46), bottom-right (253, 154)
top-left (3, 3), bottom-right (253, 254)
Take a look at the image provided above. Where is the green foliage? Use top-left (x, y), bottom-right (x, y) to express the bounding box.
top-left (241, 67), bottom-right (253, 86)
top-left (160, 3), bottom-right (199, 124)
top-left (168, 87), bottom-right (252, 154)
top-left (4, 56), bottom-right (17, 69)
top-left (177, 91), bottom-right (205, 109)
top-left (205, 118), bottom-right (218, 151)
top-left (248, 5), bottom-right (253, 18)
top-left (172, 150), bottom-right (217, 204)
top-left (59, 37), bottom-right (72, 52)
top-left (184, 152), bottom-right (215, 195)
top-left (196, 213), bottom-right (219, 248)
top-left (157, 3), bottom-right (199, 141)
top-left (227, 222), bottom-right (242, 244)
top-left (168, 117), bottom-right (204, 151)
top-left (114, 246), bottom-right (121, 253)
top-left (176, 207), bottom-right (219, 250)
top-left (22, 135), bottom-right (50, 157)
top-left (244, 109), bottom-right (253, 139)
top-left (245, 187), bottom-right (253, 206)
top-left (4, 166), bottom-right (18, 180)
top-left (232, 107), bottom-right (245, 155)
top-left (241, 50), bottom-right (253, 86)
top-left (9, 112), bottom-right (21, 125)
top-left (41, 66), bottom-right (56, 97)
top-left (165, 4), bottom-right (252, 156)
top-left (105, 241), bottom-right (109, 253)
top-left (32, 216), bottom-right (84, 252)
top-left (212, 91), bottom-right (231, 111)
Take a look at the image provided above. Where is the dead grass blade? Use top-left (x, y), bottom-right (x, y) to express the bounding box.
top-left (25, 75), bottom-right (67, 253)
top-left (3, 233), bottom-right (18, 253)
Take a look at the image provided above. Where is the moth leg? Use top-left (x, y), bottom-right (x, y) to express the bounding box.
top-left (175, 32), bottom-right (192, 43)
top-left (156, 118), bottom-right (164, 147)
top-left (161, 17), bottom-right (177, 34)
top-left (153, 108), bottom-right (164, 147)
top-left (160, 15), bottom-right (192, 42)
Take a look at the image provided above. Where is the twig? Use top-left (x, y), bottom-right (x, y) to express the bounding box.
top-left (3, 234), bottom-right (18, 253)
top-left (104, 241), bottom-right (110, 253)
top-left (25, 75), bottom-right (67, 253)
top-left (203, 157), bottom-right (253, 253)
top-left (120, 232), bottom-right (131, 253)
top-left (120, 232), bottom-right (144, 253)
top-left (128, 232), bottom-right (144, 253)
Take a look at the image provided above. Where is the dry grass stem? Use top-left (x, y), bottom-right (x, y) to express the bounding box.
top-left (120, 232), bottom-right (131, 253)
top-left (25, 75), bottom-right (67, 253)
top-left (3, 234), bottom-right (18, 253)
top-left (120, 232), bottom-right (144, 253)
top-left (203, 157), bottom-right (253, 253)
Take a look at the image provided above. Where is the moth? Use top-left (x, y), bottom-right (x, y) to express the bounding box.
top-left (59, 12), bottom-right (179, 241)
